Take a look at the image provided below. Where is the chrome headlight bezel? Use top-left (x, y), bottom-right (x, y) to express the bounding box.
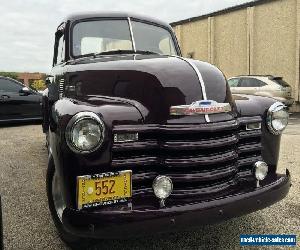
top-left (266, 102), bottom-right (289, 135)
top-left (65, 112), bottom-right (105, 154)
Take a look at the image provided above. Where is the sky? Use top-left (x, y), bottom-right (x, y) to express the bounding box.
top-left (0, 0), bottom-right (254, 73)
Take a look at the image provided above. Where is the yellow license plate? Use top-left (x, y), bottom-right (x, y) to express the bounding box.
top-left (77, 170), bottom-right (132, 209)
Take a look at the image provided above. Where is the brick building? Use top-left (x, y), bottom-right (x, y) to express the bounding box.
top-left (17, 72), bottom-right (45, 86)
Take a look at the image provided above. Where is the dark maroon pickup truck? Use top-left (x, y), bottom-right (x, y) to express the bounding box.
top-left (42, 12), bottom-right (291, 248)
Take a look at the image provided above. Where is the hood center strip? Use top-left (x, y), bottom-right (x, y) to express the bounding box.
top-left (172, 56), bottom-right (210, 122)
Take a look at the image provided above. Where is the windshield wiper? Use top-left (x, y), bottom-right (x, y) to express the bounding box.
top-left (135, 50), bottom-right (160, 55)
top-left (93, 50), bottom-right (135, 57)
top-left (93, 49), bottom-right (160, 57)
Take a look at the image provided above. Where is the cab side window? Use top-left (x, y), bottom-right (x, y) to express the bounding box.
top-left (0, 79), bottom-right (22, 93)
top-left (56, 35), bottom-right (65, 64)
top-left (53, 31), bottom-right (65, 66)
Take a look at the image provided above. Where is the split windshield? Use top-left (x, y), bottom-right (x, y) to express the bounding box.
top-left (72, 19), bottom-right (177, 57)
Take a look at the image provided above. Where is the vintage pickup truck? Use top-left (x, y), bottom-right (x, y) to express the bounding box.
top-left (42, 12), bottom-right (291, 248)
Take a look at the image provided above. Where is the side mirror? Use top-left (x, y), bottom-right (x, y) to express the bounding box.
top-left (45, 75), bottom-right (54, 86)
top-left (19, 87), bottom-right (31, 95)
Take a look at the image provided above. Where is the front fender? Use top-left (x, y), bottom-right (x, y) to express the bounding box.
top-left (49, 97), bottom-right (143, 208)
top-left (234, 94), bottom-right (277, 116)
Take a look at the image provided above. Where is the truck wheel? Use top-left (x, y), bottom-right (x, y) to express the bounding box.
top-left (46, 158), bottom-right (94, 249)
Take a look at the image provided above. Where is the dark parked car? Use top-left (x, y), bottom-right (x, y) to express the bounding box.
top-left (0, 76), bottom-right (42, 123)
top-left (43, 12), bottom-right (291, 248)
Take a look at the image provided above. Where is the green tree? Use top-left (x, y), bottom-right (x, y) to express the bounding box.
top-left (0, 72), bottom-right (18, 80)
top-left (30, 80), bottom-right (46, 91)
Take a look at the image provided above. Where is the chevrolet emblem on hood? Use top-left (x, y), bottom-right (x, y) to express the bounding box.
top-left (170, 100), bottom-right (231, 116)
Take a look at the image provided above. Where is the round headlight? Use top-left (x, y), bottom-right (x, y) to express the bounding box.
top-left (254, 161), bottom-right (268, 181)
top-left (65, 112), bottom-right (105, 154)
top-left (267, 102), bottom-right (289, 135)
top-left (152, 176), bottom-right (173, 200)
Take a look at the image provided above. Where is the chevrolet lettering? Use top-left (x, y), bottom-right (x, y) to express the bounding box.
top-left (170, 100), bottom-right (231, 115)
top-left (42, 12), bottom-right (291, 248)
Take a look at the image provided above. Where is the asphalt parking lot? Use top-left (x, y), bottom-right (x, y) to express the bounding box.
top-left (0, 116), bottom-right (299, 250)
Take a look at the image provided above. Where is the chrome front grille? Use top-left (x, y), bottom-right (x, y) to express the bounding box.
top-left (112, 117), bottom-right (262, 205)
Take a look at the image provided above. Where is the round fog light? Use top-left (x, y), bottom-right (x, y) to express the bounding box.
top-left (152, 176), bottom-right (173, 199)
top-left (254, 161), bottom-right (268, 181)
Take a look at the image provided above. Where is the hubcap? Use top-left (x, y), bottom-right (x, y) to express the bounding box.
top-left (52, 170), bottom-right (65, 222)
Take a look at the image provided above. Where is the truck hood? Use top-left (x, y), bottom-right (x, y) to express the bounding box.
top-left (64, 54), bottom-right (235, 124)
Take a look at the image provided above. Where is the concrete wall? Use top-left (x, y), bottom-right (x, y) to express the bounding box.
top-left (178, 20), bottom-right (209, 61)
top-left (172, 0), bottom-right (300, 111)
top-left (252, 0), bottom-right (299, 101)
top-left (213, 9), bottom-right (248, 77)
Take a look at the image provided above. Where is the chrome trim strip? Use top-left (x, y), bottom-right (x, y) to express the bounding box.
top-left (128, 17), bottom-right (136, 52)
top-left (114, 132), bottom-right (139, 143)
top-left (245, 122), bottom-right (262, 131)
top-left (173, 56), bottom-right (210, 122)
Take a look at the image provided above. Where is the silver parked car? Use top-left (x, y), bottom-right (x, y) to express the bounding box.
top-left (228, 75), bottom-right (294, 106)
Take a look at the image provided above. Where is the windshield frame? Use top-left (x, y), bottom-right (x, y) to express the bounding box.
top-left (70, 17), bottom-right (180, 59)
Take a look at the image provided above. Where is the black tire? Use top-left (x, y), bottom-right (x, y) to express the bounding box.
top-left (46, 158), bottom-right (94, 249)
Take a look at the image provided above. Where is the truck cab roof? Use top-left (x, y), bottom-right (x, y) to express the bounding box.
top-left (62, 11), bottom-right (171, 29)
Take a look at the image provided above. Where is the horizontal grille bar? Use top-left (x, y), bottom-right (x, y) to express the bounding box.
top-left (238, 155), bottom-right (262, 168)
top-left (132, 164), bottom-right (237, 184)
top-left (237, 169), bottom-right (253, 179)
top-left (112, 150), bottom-right (238, 168)
top-left (238, 142), bottom-right (262, 154)
top-left (238, 130), bottom-right (262, 139)
top-left (132, 177), bottom-right (238, 199)
top-left (113, 119), bottom-right (238, 133)
top-left (164, 150), bottom-right (238, 167)
top-left (112, 135), bottom-right (238, 152)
